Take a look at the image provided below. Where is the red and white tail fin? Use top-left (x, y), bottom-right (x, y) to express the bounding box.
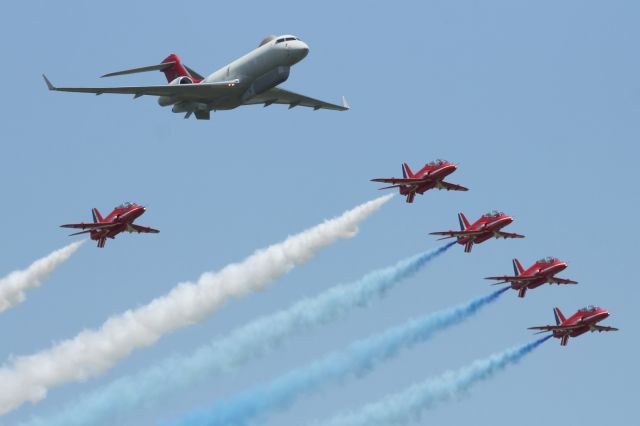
top-left (553, 307), bottom-right (566, 325)
top-left (402, 163), bottom-right (415, 178)
top-left (160, 54), bottom-right (193, 83)
top-left (512, 258), bottom-right (525, 276)
top-left (92, 208), bottom-right (104, 223)
top-left (458, 212), bottom-right (471, 231)
top-left (100, 54), bottom-right (203, 83)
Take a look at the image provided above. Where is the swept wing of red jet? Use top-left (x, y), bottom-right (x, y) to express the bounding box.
top-left (485, 257), bottom-right (578, 297)
top-left (371, 160), bottom-right (468, 203)
top-left (429, 211), bottom-right (524, 253)
top-left (529, 306), bottom-right (618, 346)
top-left (61, 202), bottom-right (159, 248)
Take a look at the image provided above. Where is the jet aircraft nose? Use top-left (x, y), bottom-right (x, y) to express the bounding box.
top-left (296, 40), bottom-right (309, 59)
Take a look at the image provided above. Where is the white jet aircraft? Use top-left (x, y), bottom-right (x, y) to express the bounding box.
top-left (43, 35), bottom-right (349, 120)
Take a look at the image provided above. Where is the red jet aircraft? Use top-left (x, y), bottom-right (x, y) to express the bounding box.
top-left (430, 211), bottom-right (524, 253)
top-left (529, 306), bottom-right (618, 346)
top-left (61, 202), bottom-right (159, 248)
top-left (485, 257), bottom-right (578, 298)
top-left (371, 160), bottom-right (468, 203)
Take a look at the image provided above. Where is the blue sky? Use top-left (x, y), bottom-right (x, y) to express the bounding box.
top-left (0, 0), bottom-right (637, 424)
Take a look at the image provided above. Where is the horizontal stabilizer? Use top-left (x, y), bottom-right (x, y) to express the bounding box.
top-left (101, 62), bottom-right (175, 78)
top-left (185, 65), bottom-right (205, 81)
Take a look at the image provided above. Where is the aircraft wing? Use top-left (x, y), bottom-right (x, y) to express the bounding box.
top-left (484, 275), bottom-right (537, 283)
top-left (43, 74), bottom-right (240, 98)
top-left (371, 178), bottom-right (420, 185)
top-left (429, 230), bottom-right (485, 240)
top-left (548, 277), bottom-right (578, 285)
top-left (61, 222), bottom-right (118, 230)
top-left (528, 324), bottom-right (578, 332)
top-left (436, 181), bottom-right (469, 191)
top-left (494, 231), bottom-right (526, 239)
top-left (590, 325), bottom-right (619, 332)
top-left (128, 224), bottom-right (160, 234)
top-left (244, 87), bottom-right (349, 111)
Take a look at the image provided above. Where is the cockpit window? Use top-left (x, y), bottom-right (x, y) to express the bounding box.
top-left (579, 305), bottom-right (599, 313)
top-left (276, 37), bottom-right (297, 44)
top-left (482, 210), bottom-right (504, 218)
top-left (538, 257), bottom-right (558, 263)
top-left (117, 201), bottom-right (134, 209)
top-left (427, 159), bottom-right (448, 166)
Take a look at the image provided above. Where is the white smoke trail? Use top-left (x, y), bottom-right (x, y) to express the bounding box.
top-left (0, 195), bottom-right (392, 415)
top-left (20, 243), bottom-right (453, 426)
top-left (312, 337), bottom-right (551, 426)
top-left (0, 241), bottom-right (84, 313)
top-left (168, 288), bottom-right (507, 426)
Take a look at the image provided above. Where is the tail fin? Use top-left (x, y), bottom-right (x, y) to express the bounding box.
top-left (92, 208), bottom-right (104, 223)
top-left (402, 163), bottom-right (414, 178)
top-left (512, 258), bottom-right (525, 276)
top-left (553, 307), bottom-right (566, 325)
top-left (458, 212), bottom-right (470, 231)
top-left (160, 54), bottom-right (193, 83)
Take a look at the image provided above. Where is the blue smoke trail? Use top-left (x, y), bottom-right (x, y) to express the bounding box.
top-left (20, 243), bottom-right (454, 426)
top-left (168, 286), bottom-right (508, 426)
top-left (311, 336), bottom-right (551, 426)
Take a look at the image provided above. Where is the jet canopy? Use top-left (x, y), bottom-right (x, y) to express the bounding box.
top-left (538, 256), bottom-right (559, 264)
top-left (117, 201), bottom-right (136, 209)
top-left (482, 210), bottom-right (505, 218)
top-left (579, 305), bottom-right (600, 313)
top-left (427, 159), bottom-right (449, 166)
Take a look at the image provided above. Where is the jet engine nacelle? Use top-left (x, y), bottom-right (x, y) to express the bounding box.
top-left (172, 101), bottom-right (208, 113)
top-left (169, 76), bottom-right (194, 85)
top-left (158, 96), bottom-right (177, 107)
top-left (241, 66), bottom-right (290, 101)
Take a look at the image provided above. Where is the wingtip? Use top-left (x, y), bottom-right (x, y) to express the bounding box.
top-left (42, 74), bottom-right (56, 90)
top-left (341, 96), bottom-right (350, 110)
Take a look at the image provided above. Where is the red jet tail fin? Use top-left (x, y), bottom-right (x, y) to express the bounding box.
top-left (458, 212), bottom-right (470, 231)
top-left (553, 307), bottom-right (566, 325)
top-left (160, 54), bottom-right (193, 83)
top-left (92, 208), bottom-right (104, 223)
top-left (402, 163), bottom-right (415, 178)
top-left (512, 258), bottom-right (525, 276)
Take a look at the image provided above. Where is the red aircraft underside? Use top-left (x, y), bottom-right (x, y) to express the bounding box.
top-left (371, 160), bottom-right (468, 203)
top-left (429, 211), bottom-right (524, 253)
top-left (485, 257), bottom-right (578, 297)
top-left (61, 202), bottom-right (159, 248)
top-left (529, 306), bottom-right (618, 346)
